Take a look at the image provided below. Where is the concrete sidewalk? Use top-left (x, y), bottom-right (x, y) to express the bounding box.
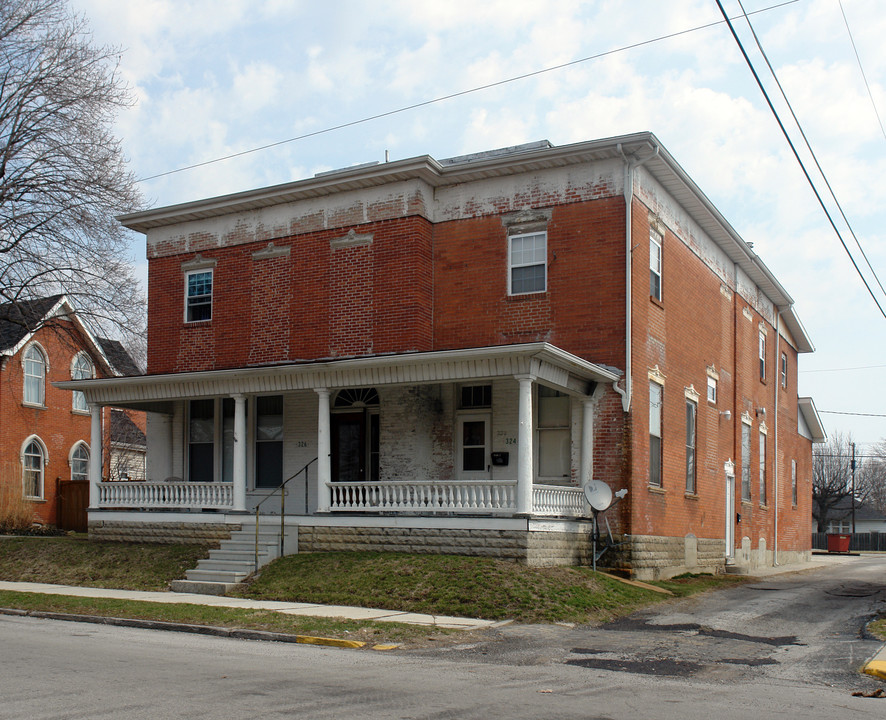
top-left (0, 581), bottom-right (498, 630)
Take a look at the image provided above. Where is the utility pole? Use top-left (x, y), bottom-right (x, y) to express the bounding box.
top-left (850, 441), bottom-right (856, 534)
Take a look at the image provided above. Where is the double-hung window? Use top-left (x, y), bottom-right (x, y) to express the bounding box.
top-left (71, 353), bottom-right (93, 412)
top-left (741, 420), bottom-right (752, 501)
top-left (71, 443), bottom-right (89, 482)
top-left (22, 439), bottom-right (45, 498)
top-left (509, 232), bottom-right (546, 295)
top-left (255, 396), bottom-right (284, 488)
top-left (781, 352), bottom-right (788, 389)
top-left (758, 331), bottom-right (766, 381)
top-left (23, 344), bottom-right (46, 406)
top-left (759, 430), bottom-right (767, 505)
top-left (538, 386), bottom-right (570, 480)
top-left (685, 398), bottom-right (697, 494)
top-left (650, 228), bottom-right (663, 301)
top-left (186, 270), bottom-right (213, 322)
top-left (791, 459), bottom-right (797, 506)
top-left (649, 381), bottom-right (663, 487)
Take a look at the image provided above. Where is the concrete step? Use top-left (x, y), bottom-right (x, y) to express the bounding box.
top-left (185, 568), bottom-right (251, 583)
top-left (193, 558), bottom-right (265, 573)
top-left (208, 548), bottom-right (274, 562)
top-left (724, 563), bottom-right (746, 575)
top-left (169, 579), bottom-right (241, 596)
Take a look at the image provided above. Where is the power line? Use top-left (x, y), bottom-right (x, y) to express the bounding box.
top-left (735, 0), bottom-right (886, 302)
top-left (715, 0), bottom-right (886, 321)
top-left (819, 410), bottom-right (886, 418)
top-left (840, 0), bottom-right (886, 142)
top-left (800, 363), bottom-right (886, 373)
top-left (137, 0), bottom-right (801, 183)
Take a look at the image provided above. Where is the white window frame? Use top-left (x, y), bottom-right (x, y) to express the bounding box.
top-left (650, 228), bottom-right (663, 301)
top-left (456, 413), bottom-right (491, 480)
top-left (185, 269), bottom-right (213, 323)
top-left (707, 376), bottom-right (717, 404)
top-left (780, 352), bottom-right (788, 389)
top-left (508, 231), bottom-right (547, 295)
top-left (537, 386), bottom-right (571, 482)
top-left (759, 429), bottom-right (767, 505)
top-left (741, 417), bottom-right (752, 501)
top-left (759, 330), bottom-right (767, 381)
top-left (22, 342), bottom-right (47, 407)
top-left (649, 381), bottom-right (663, 487)
top-left (685, 397), bottom-right (697, 494)
top-left (791, 459), bottom-right (797, 506)
top-left (70, 442), bottom-right (90, 482)
top-left (71, 352), bottom-right (94, 413)
top-left (21, 436), bottom-right (47, 499)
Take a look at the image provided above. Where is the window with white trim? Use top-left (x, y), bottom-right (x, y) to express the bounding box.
top-left (255, 395), bottom-right (284, 488)
top-left (22, 438), bottom-right (45, 498)
top-left (188, 398), bottom-right (236, 484)
top-left (685, 398), bottom-right (697, 494)
top-left (649, 381), bottom-right (663, 487)
top-left (758, 330), bottom-right (766, 381)
top-left (791, 459), bottom-right (797, 506)
top-left (71, 443), bottom-right (89, 482)
top-left (71, 353), bottom-right (93, 412)
top-left (759, 429), bottom-right (767, 505)
top-left (707, 376), bottom-right (717, 404)
top-left (741, 419), bottom-right (752, 501)
top-left (650, 228), bottom-right (662, 301)
top-left (508, 231), bottom-right (546, 295)
top-left (538, 386), bottom-right (570, 480)
top-left (781, 352), bottom-right (788, 389)
top-left (186, 269), bottom-right (213, 322)
top-left (23, 344), bottom-right (46, 406)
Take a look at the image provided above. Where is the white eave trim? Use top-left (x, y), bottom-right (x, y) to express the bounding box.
top-left (798, 396), bottom-right (827, 443)
top-left (55, 342), bottom-right (622, 406)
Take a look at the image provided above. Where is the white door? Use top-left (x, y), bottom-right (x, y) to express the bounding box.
top-left (457, 414), bottom-right (491, 479)
top-left (725, 468), bottom-right (735, 560)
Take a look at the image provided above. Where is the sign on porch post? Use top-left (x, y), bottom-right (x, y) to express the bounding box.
top-left (515, 375), bottom-right (534, 514)
top-left (315, 388), bottom-right (331, 512)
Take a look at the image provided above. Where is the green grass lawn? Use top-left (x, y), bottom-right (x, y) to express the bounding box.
top-left (0, 536), bottom-right (748, 642)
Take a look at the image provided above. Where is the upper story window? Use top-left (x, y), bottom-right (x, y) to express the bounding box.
top-left (791, 459), bottom-right (797, 506)
top-left (71, 353), bottom-right (93, 412)
top-left (707, 376), bottom-right (717, 404)
top-left (186, 269), bottom-right (213, 322)
top-left (508, 232), bottom-right (546, 295)
top-left (23, 343), bottom-right (47, 406)
top-left (780, 352), bottom-right (788, 389)
top-left (758, 330), bottom-right (767, 381)
top-left (22, 437), bottom-right (46, 499)
top-left (650, 228), bottom-right (663, 301)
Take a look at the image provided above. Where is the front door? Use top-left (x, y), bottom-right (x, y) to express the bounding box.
top-left (331, 411), bottom-right (379, 483)
top-left (725, 466), bottom-right (736, 560)
top-left (457, 414), bottom-right (491, 479)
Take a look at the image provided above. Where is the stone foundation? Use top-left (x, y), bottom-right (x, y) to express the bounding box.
top-left (298, 526), bottom-right (597, 566)
top-left (619, 534), bottom-right (726, 581)
top-left (89, 520), bottom-right (236, 545)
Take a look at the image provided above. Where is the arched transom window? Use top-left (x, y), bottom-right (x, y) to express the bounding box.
top-left (71, 443), bottom-right (90, 482)
top-left (22, 439), bottom-right (46, 498)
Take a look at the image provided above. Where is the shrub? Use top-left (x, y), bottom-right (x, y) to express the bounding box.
top-left (0, 481), bottom-right (35, 534)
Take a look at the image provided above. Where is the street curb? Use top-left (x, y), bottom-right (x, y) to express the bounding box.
top-left (864, 660), bottom-right (886, 681)
top-left (0, 607), bottom-right (369, 649)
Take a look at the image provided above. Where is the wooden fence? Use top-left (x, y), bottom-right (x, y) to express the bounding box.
top-left (812, 532), bottom-right (886, 552)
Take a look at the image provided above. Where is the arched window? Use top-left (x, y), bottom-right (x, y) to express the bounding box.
top-left (71, 443), bottom-right (90, 482)
top-left (23, 344), bottom-right (47, 406)
top-left (71, 353), bottom-right (93, 412)
top-left (22, 438), bottom-right (46, 499)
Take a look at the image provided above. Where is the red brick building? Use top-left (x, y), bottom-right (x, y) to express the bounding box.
top-left (0, 296), bottom-right (144, 530)
top-left (64, 133), bottom-right (825, 578)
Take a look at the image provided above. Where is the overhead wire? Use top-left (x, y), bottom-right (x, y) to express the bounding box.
top-left (736, 0), bottom-right (886, 301)
top-left (137, 0), bottom-right (801, 183)
top-left (714, 0), bottom-right (886, 321)
top-left (839, 0), bottom-right (886, 142)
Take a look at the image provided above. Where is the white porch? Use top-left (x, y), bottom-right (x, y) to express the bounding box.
top-left (58, 342), bottom-right (620, 522)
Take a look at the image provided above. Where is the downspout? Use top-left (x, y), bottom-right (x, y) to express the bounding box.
top-left (773, 308), bottom-right (784, 565)
top-left (613, 143), bottom-right (659, 412)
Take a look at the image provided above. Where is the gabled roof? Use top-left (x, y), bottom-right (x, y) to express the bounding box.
top-left (0, 295), bottom-right (65, 353)
top-left (0, 295), bottom-right (141, 377)
top-left (110, 409), bottom-right (146, 448)
top-left (799, 397), bottom-right (827, 443)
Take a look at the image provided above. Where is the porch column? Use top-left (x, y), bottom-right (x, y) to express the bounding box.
top-left (315, 388), bottom-right (331, 512)
top-left (515, 374), bottom-right (535, 515)
top-left (581, 397), bottom-right (595, 486)
top-left (232, 394), bottom-right (247, 512)
top-left (88, 404), bottom-right (102, 508)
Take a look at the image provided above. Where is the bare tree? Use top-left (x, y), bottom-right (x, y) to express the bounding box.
top-left (861, 439), bottom-right (886, 517)
top-left (813, 433), bottom-right (867, 532)
top-left (0, 0), bottom-right (145, 348)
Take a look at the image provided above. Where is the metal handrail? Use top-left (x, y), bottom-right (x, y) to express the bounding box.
top-left (254, 457), bottom-right (317, 572)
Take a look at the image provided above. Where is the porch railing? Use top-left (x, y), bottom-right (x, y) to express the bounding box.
top-left (328, 481), bottom-right (586, 517)
top-left (97, 481), bottom-right (234, 510)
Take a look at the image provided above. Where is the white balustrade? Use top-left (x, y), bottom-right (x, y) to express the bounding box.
top-left (328, 480), bottom-right (518, 514)
top-left (532, 484), bottom-right (586, 516)
top-left (98, 482), bottom-right (234, 510)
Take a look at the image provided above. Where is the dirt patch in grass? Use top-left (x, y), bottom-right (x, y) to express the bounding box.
top-left (0, 536), bottom-right (208, 591)
top-left (868, 617), bottom-right (886, 641)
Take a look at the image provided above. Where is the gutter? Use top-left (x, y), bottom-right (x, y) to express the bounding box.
top-left (614, 142), bottom-right (659, 412)
top-left (773, 309), bottom-right (783, 566)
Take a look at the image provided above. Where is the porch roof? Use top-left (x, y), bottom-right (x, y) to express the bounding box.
top-left (55, 342), bottom-right (621, 412)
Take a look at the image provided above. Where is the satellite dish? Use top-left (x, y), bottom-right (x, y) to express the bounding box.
top-left (583, 480), bottom-right (613, 511)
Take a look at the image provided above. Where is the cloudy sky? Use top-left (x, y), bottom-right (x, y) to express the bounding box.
top-left (70, 0), bottom-right (886, 453)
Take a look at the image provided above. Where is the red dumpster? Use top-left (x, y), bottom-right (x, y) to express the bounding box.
top-left (827, 533), bottom-right (851, 553)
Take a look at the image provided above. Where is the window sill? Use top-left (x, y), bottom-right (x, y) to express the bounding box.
top-left (506, 291), bottom-right (548, 301)
top-left (184, 320), bottom-right (212, 326)
top-left (684, 492), bottom-right (699, 500)
top-left (24, 497), bottom-right (46, 503)
top-left (22, 402), bottom-right (46, 410)
top-left (648, 485), bottom-right (666, 495)
top-left (71, 409), bottom-right (90, 416)
top-left (650, 295), bottom-right (664, 309)
top-left (759, 504), bottom-right (769, 511)
top-left (741, 499), bottom-right (752, 507)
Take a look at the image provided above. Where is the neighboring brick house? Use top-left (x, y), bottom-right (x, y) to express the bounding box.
top-left (63, 132), bottom-right (826, 578)
top-left (0, 296), bottom-right (143, 530)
